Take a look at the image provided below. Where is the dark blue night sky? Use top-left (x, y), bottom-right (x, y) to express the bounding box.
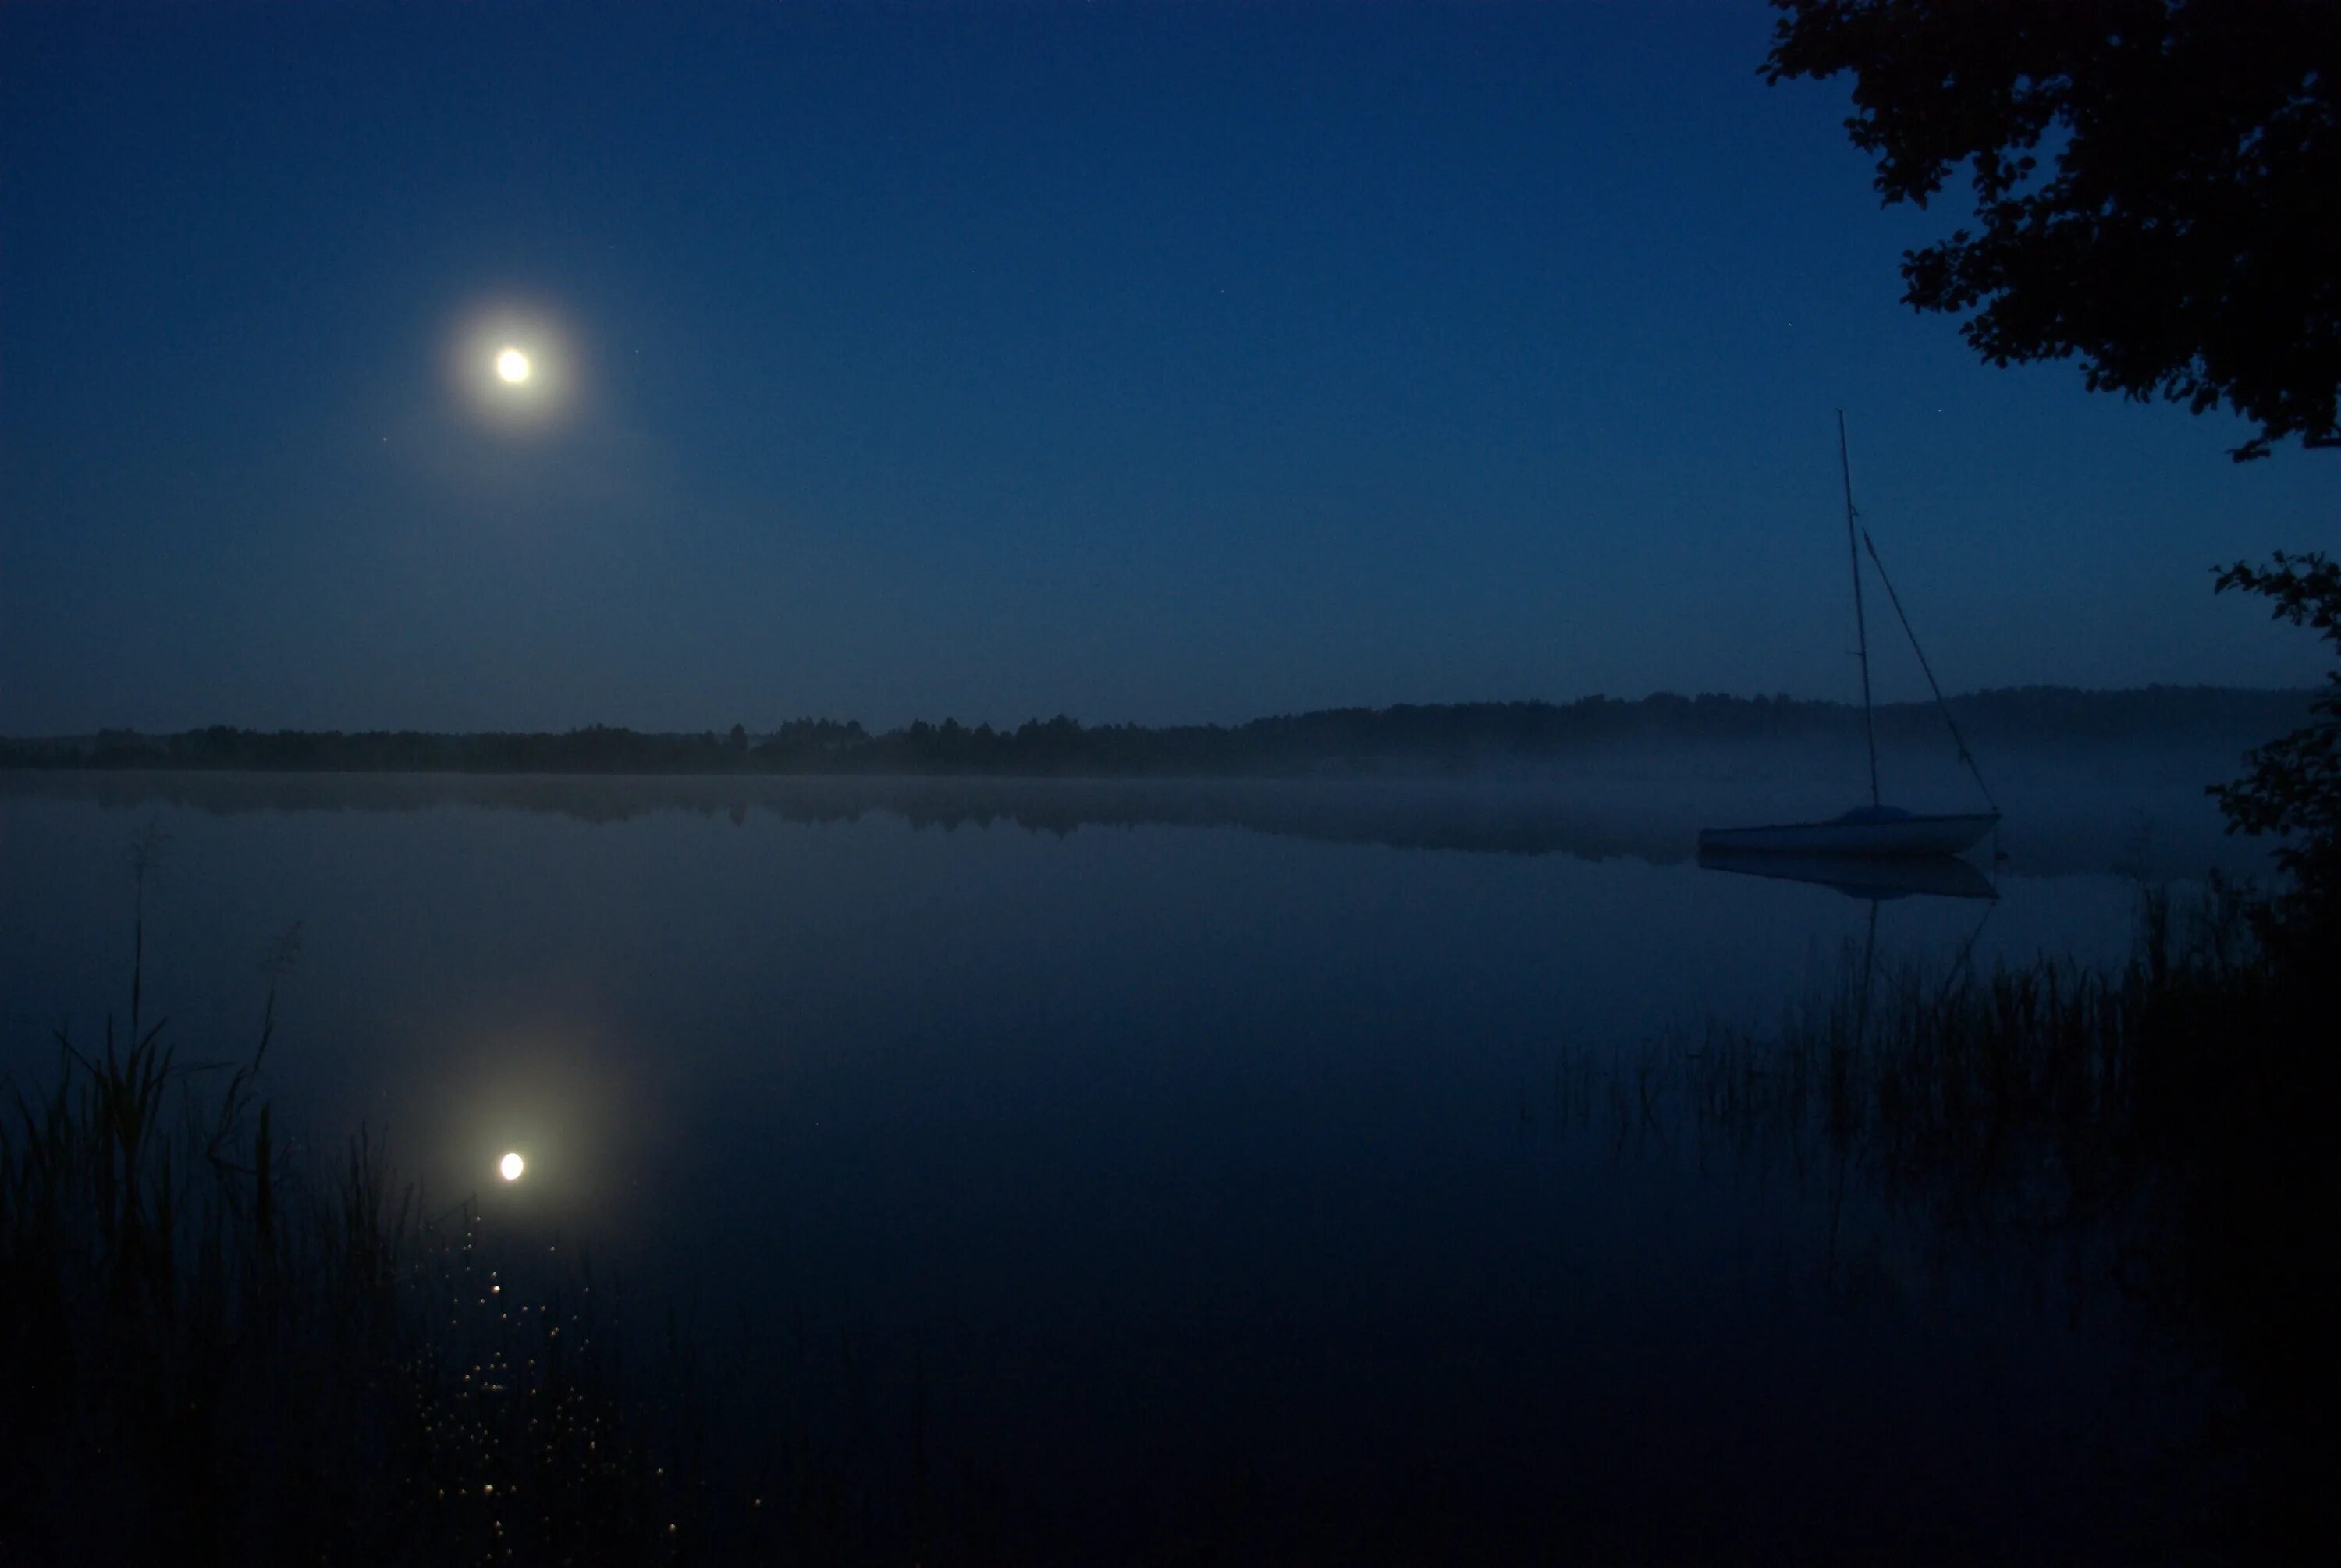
top-left (3, 2), bottom-right (2330, 734)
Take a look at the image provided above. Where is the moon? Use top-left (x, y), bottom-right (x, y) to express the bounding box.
top-left (447, 310), bottom-right (570, 427)
top-left (499, 1151), bottom-right (525, 1181)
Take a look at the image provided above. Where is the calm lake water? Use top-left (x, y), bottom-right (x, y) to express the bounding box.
top-left (0, 754), bottom-right (2272, 1561)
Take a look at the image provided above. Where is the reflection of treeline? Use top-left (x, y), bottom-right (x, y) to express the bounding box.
top-left (0, 769), bottom-right (2265, 881)
top-left (1, 686), bottom-right (2314, 776)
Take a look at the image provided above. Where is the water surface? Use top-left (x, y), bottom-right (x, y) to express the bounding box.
top-left (0, 758), bottom-right (2258, 1560)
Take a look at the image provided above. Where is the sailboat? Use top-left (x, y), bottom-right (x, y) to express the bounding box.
top-left (1697, 413), bottom-right (2000, 860)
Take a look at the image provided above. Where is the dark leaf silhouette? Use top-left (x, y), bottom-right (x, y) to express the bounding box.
top-left (1764, 0), bottom-right (2341, 459)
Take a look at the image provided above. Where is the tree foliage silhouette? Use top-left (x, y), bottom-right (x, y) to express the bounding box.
top-left (1764, 0), bottom-right (2339, 459)
top-left (2211, 552), bottom-right (2341, 943)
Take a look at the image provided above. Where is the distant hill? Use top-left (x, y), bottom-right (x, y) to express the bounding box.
top-left (0, 686), bottom-right (2314, 779)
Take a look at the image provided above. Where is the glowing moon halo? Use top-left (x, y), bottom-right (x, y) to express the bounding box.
top-left (499, 1151), bottom-right (525, 1182)
top-left (446, 309), bottom-right (570, 428)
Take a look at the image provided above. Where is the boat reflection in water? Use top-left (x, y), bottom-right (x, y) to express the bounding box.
top-left (1696, 846), bottom-right (1998, 903)
top-left (1696, 805), bottom-right (1998, 859)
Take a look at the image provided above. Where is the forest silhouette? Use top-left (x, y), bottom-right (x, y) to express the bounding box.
top-left (2, 686), bottom-right (2310, 779)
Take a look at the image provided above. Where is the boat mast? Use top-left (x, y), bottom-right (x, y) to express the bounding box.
top-left (1838, 410), bottom-right (1880, 808)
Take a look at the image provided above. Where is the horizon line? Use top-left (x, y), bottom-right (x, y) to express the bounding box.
top-left (4, 681), bottom-right (2319, 745)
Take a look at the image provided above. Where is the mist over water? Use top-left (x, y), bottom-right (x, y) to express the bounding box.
top-left (0, 741), bottom-right (2270, 1559)
top-left (1, 729), bottom-right (2262, 874)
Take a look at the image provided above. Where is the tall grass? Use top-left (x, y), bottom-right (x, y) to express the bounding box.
top-left (1609, 885), bottom-right (2339, 1552)
top-left (0, 926), bottom-right (698, 1565)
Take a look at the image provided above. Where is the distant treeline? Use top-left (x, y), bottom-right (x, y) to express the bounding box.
top-left (0, 687), bottom-right (2314, 778)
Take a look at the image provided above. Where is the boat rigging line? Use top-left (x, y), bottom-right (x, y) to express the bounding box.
top-left (1837, 410), bottom-right (1882, 809)
top-left (1859, 530), bottom-right (2001, 818)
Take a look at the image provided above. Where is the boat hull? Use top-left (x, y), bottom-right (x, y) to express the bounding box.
top-left (1696, 811), bottom-right (1997, 858)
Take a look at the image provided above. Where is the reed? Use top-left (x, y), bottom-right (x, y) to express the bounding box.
top-left (1619, 884), bottom-right (2339, 1550)
top-left (0, 937), bottom-right (698, 1566)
